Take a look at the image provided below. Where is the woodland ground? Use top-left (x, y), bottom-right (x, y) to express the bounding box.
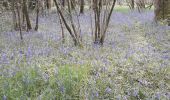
top-left (0, 8), bottom-right (170, 100)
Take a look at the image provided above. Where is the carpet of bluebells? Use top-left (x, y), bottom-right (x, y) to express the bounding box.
top-left (0, 9), bottom-right (170, 100)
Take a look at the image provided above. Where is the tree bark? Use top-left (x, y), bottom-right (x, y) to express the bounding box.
top-left (100, 0), bottom-right (116, 45)
top-left (12, 0), bottom-right (18, 30)
top-left (130, 0), bottom-right (135, 9)
top-left (53, 0), bottom-right (78, 45)
top-left (46, 0), bottom-right (52, 9)
top-left (61, 0), bottom-right (65, 7)
top-left (23, 0), bottom-right (32, 30)
top-left (71, 0), bottom-right (75, 10)
top-left (16, 1), bottom-right (23, 40)
top-left (92, 0), bottom-right (116, 45)
top-left (35, 0), bottom-right (39, 31)
top-left (80, 0), bottom-right (84, 14)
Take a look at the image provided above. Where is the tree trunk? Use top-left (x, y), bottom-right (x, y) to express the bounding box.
top-left (61, 0), bottom-right (65, 7)
top-left (46, 0), bottom-right (52, 9)
top-left (92, 0), bottom-right (116, 45)
top-left (168, 19), bottom-right (170, 26)
top-left (35, 0), bottom-right (39, 31)
top-left (71, 0), bottom-right (75, 10)
top-left (154, 0), bottom-right (170, 25)
top-left (80, 0), bottom-right (84, 14)
top-left (130, 0), bottom-right (135, 9)
top-left (16, 1), bottom-right (23, 40)
top-left (136, 0), bottom-right (145, 13)
top-left (12, 0), bottom-right (18, 30)
top-left (53, 0), bottom-right (78, 45)
top-left (100, 0), bottom-right (116, 45)
top-left (23, 0), bottom-right (32, 30)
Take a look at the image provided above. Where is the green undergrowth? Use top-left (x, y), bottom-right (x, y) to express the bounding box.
top-left (0, 63), bottom-right (91, 99)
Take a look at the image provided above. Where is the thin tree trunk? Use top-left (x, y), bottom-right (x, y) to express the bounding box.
top-left (12, 0), bottom-right (18, 30)
top-left (154, 0), bottom-right (161, 22)
top-left (46, 0), bottom-right (52, 9)
top-left (130, 0), bottom-right (135, 9)
top-left (59, 14), bottom-right (65, 43)
top-left (57, 4), bottom-right (65, 43)
top-left (16, 1), bottom-right (23, 40)
top-left (22, 11), bottom-right (25, 25)
top-left (100, 0), bottom-right (116, 45)
top-left (53, 0), bottom-right (77, 45)
top-left (61, 0), bottom-right (65, 7)
top-left (80, 0), bottom-right (84, 14)
top-left (23, 0), bottom-right (32, 30)
top-left (35, 0), bottom-right (39, 31)
top-left (71, 0), bottom-right (75, 10)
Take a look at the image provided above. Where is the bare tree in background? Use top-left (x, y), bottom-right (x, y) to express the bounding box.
top-left (16, 0), bottom-right (23, 40)
top-left (35, 0), bottom-right (39, 31)
top-left (154, 0), bottom-right (161, 22)
top-left (23, 0), bottom-right (32, 30)
top-left (46, 0), bottom-right (52, 9)
top-left (53, 0), bottom-right (82, 46)
top-left (61, 0), bottom-right (65, 7)
top-left (53, 0), bottom-right (116, 46)
top-left (11, 0), bottom-right (23, 40)
top-left (154, 0), bottom-right (170, 26)
top-left (130, 0), bottom-right (135, 9)
top-left (91, 0), bottom-right (116, 45)
top-left (12, 0), bottom-right (19, 30)
top-left (136, 0), bottom-right (145, 13)
top-left (80, 0), bottom-right (85, 14)
top-left (71, 0), bottom-right (76, 10)
top-left (126, 0), bottom-right (153, 11)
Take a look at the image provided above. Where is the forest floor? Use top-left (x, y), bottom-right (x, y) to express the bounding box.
top-left (0, 10), bottom-right (170, 99)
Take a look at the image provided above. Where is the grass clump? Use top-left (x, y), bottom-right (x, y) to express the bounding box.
top-left (0, 64), bottom-right (90, 99)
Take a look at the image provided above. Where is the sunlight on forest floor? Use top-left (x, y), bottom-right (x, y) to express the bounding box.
top-left (0, 9), bottom-right (170, 99)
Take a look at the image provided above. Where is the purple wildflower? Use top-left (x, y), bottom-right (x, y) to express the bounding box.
top-left (60, 86), bottom-right (65, 93)
top-left (1, 53), bottom-right (9, 64)
top-left (105, 87), bottom-right (112, 94)
top-left (133, 89), bottom-right (138, 97)
top-left (3, 95), bottom-right (7, 100)
top-left (155, 92), bottom-right (161, 100)
top-left (26, 46), bottom-right (32, 58)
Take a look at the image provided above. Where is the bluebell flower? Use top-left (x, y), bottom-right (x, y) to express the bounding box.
top-left (3, 95), bottom-right (7, 100)
top-left (105, 87), bottom-right (112, 94)
top-left (26, 46), bottom-right (32, 58)
top-left (95, 92), bottom-right (99, 97)
top-left (165, 92), bottom-right (170, 99)
top-left (60, 86), bottom-right (65, 93)
top-left (162, 55), bottom-right (170, 60)
top-left (155, 92), bottom-right (161, 100)
top-left (133, 89), bottom-right (138, 97)
top-left (92, 91), bottom-right (99, 98)
top-left (19, 49), bottom-right (23, 54)
top-left (1, 53), bottom-right (9, 64)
